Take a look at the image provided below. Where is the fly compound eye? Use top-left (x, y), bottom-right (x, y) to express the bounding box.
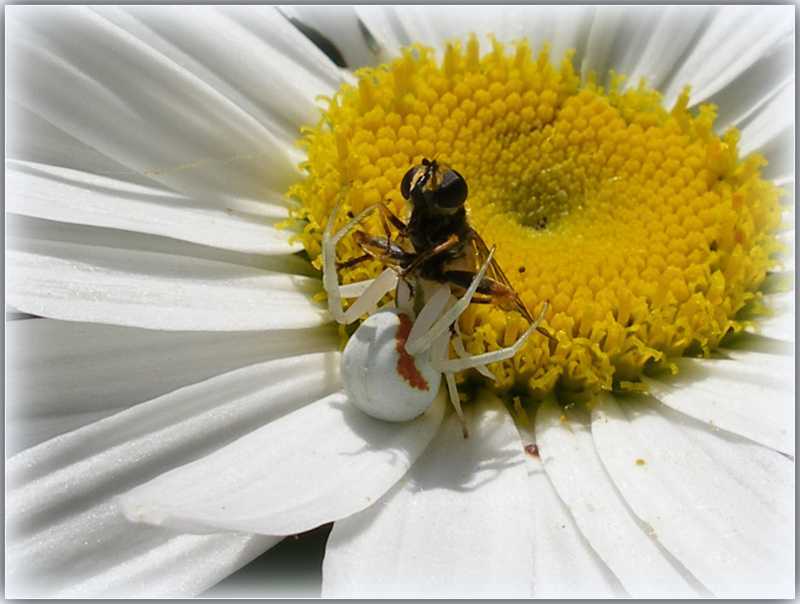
top-left (342, 309), bottom-right (441, 422)
top-left (400, 165), bottom-right (421, 200)
top-left (432, 168), bottom-right (468, 208)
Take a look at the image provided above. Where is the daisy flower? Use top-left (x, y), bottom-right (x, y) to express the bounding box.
top-left (6, 5), bottom-right (795, 598)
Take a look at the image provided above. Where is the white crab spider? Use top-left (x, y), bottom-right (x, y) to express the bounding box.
top-left (322, 201), bottom-right (544, 431)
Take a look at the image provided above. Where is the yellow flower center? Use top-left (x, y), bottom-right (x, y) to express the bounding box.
top-left (288, 36), bottom-right (782, 401)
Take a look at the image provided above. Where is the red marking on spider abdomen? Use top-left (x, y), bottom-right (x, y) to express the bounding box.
top-left (395, 314), bottom-right (429, 391)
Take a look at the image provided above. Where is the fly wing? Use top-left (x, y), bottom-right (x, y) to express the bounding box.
top-left (467, 228), bottom-right (516, 291)
top-left (466, 228), bottom-right (535, 323)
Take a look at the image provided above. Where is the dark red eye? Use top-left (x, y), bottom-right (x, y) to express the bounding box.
top-left (433, 169), bottom-right (468, 208)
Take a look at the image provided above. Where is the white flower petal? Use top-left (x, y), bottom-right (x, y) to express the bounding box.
top-left (739, 82), bottom-right (794, 181)
top-left (352, 6), bottom-right (406, 58)
top-left (59, 534), bottom-right (279, 598)
top-left (119, 391), bottom-right (445, 536)
top-left (706, 36), bottom-right (793, 129)
top-left (355, 6), bottom-right (510, 56)
top-left (579, 7), bottom-right (627, 81)
top-left (620, 6), bottom-right (711, 91)
top-left (516, 427), bottom-right (624, 597)
top-left (8, 352), bottom-right (340, 596)
top-left (775, 192), bottom-right (795, 271)
top-left (8, 502), bottom-right (277, 598)
top-left (739, 79), bottom-right (794, 151)
top-left (416, 5), bottom-right (596, 69)
top-left (660, 403), bottom-right (794, 520)
top-left (7, 100), bottom-right (156, 185)
top-left (591, 393), bottom-right (793, 597)
top-left (323, 393), bottom-right (533, 598)
top-left (581, 5), bottom-right (707, 85)
top-left (643, 352), bottom-right (794, 455)
top-left (9, 213), bottom-right (313, 274)
top-left (749, 290), bottom-right (795, 343)
top-left (543, 7), bottom-right (595, 68)
top-left (280, 5), bottom-right (378, 69)
top-left (6, 6), bottom-right (319, 202)
top-left (663, 6), bottom-right (794, 106)
top-left (96, 5), bottom-right (344, 147)
top-left (720, 345), bottom-right (795, 377)
top-left (7, 239), bottom-right (326, 330)
top-left (535, 399), bottom-right (698, 597)
top-left (7, 318), bottom-right (337, 453)
top-left (7, 160), bottom-right (300, 255)
top-left (9, 352), bottom-right (340, 515)
top-left (356, 5), bottom-right (597, 67)
top-left (778, 235), bottom-right (794, 271)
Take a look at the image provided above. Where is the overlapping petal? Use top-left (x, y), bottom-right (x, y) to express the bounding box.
top-left (746, 292), bottom-right (795, 343)
top-left (535, 399), bottom-right (699, 597)
top-left (517, 426), bottom-right (625, 597)
top-left (662, 6), bottom-right (793, 107)
top-left (323, 394), bottom-right (533, 598)
top-left (7, 160), bottom-right (300, 254)
top-left (6, 318), bottom-right (337, 452)
top-left (644, 352), bottom-right (794, 455)
top-left (279, 5), bottom-right (378, 69)
top-left (6, 5), bottom-right (340, 203)
top-left (7, 352), bottom-right (341, 596)
top-left (118, 391), bottom-right (445, 536)
top-left (7, 239), bottom-right (325, 330)
top-left (592, 393), bottom-right (794, 597)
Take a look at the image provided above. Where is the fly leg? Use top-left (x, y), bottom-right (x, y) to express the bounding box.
top-left (333, 201), bottom-right (408, 271)
top-left (376, 202), bottom-right (408, 249)
top-left (398, 234), bottom-right (460, 278)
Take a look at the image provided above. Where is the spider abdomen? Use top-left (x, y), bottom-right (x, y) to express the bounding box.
top-left (342, 309), bottom-right (442, 422)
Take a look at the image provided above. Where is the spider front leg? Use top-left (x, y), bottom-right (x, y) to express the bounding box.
top-left (433, 328), bottom-right (470, 439)
top-left (444, 270), bottom-right (557, 344)
top-left (405, 282), bottom-right (470, 436)
top-left (405, 246), bottom-right (497, 355)
top-left (433, 301), bottom-right (549, 374)
top-left (322, 201), bottom-right (401, 324)
top-left (452, 319), bottom-right (496, 381)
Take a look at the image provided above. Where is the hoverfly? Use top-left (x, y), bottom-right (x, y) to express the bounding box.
top-left (368, 159), bottom-right (551, 326)
top-left (322, 158), bottom-right (551, 436)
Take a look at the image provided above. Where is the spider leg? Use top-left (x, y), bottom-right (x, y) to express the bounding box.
top-left (341, 268), bottom-right (398, 323)
top-left (431, 327), bottom-right (469, 438)
top-left (405, 247), bottom-right (496, 355)
top-left (323, 200), bottom-right (377, 323)
top-left (445, 270), bottom-right (557, 344)
top-left (395, 278), bottom-right (414, 314)
top-left (452, 319), bottom-right (496, 381)
top-left (339, 278), bottom-right (379, 299)
top-left (434, 302), bottom-right (549, 373)
top-left (407, 283), bottom-right (451, 343)
top-left (323, 201), bottom-right (408, 324)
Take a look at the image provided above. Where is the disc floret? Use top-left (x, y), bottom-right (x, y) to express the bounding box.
top-left (289, 35), bottom-right (783, 402)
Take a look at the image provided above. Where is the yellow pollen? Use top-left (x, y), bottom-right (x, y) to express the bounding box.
top-left (288, 36), bottom-right (783, 401)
